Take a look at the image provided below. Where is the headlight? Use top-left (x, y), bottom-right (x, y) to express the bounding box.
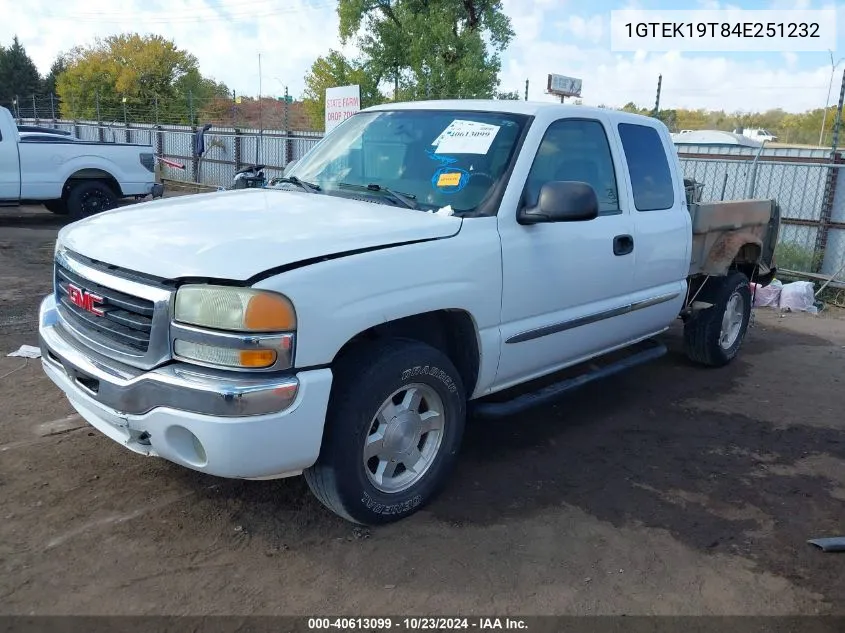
top-left (174, 285), bottom-right (296, 332)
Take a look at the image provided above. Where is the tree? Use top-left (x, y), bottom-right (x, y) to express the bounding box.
top-left (0, 36), bottom-right (41, 111)
top-left (56, 33), bottom-right (228, 123)
top-left (301, 50), bottom-right (386, 130)
top-left (42, 55), bottom-right (67, 97)
top-left (496, 90), bottom-right (521, 100)
top-left (336, 0), bottom-right (514, 101)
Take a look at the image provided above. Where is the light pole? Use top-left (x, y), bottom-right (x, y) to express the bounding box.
top-left (819, 50), bottom-right (845, 147)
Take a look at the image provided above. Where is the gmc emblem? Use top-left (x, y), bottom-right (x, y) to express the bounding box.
top-left (67, 283), bottom-right (105, 316)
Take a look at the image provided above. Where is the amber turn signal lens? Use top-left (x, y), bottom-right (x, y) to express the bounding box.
top-left (239, 349), bottom-right (278, 367)
top-left (244, 293), bottom-right (297, 331)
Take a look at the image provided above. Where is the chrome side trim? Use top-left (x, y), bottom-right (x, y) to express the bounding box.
top-left (170, 323), bottom-right (295, 372)
top-left (506, 292), bottom-right (680, 345)
top-left (56, 248), bottom-right (174, 370)
top-left (39, 295), bottom-right (298, 417)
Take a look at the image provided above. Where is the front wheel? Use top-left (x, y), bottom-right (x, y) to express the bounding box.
top-left (684, 271), bottom-right (752, 367)
top-left (304, 339), bottom-right (466, 525)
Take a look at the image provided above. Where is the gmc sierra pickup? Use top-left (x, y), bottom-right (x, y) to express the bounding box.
top-left (38, 100), bottom-right (780, 525)
top-left (0, 107), bottom-right (163, 219)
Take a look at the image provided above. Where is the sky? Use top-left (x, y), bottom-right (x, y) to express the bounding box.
top-left (1, 0), bottom-right (844, 114)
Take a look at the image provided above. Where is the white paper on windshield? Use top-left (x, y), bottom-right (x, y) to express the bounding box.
top-left (432, 120), bottom-right (500, 154)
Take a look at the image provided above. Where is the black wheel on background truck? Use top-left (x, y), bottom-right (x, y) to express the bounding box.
top-left (66, 181), bottom-right (118, 221)
top-left (43, 200), bottom-right (68, 215)
top-left (683, 271), bottom-right (752, 367)
top-left (304, 338), bottom-right (467, 525)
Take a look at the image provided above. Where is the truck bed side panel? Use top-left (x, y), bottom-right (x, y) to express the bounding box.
top-left (688, 199), bottom-right (776, 277)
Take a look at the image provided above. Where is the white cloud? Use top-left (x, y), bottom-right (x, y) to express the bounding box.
top-left (556, 15), bottom-right (605, 43)
top-left (1, 0), bottom-right (840, 117)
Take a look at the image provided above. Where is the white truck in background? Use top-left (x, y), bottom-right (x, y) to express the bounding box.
top-left (0, 106), bottom-right (163, 219)
top-left (38, 100), bottom-right (780, 525)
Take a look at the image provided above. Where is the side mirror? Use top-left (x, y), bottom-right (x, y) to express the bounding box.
top-left (518, 181), bottom-right (599, 225)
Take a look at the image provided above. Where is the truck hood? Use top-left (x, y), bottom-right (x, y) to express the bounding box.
top-left (58, 188), bottom-right (462, 281)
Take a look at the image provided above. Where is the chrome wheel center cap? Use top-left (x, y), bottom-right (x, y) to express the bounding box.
top-left (383, 412), bottom-right (419, 455)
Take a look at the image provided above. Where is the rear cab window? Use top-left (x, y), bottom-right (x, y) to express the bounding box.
top-left (617, 123), bottom-right (675, 211)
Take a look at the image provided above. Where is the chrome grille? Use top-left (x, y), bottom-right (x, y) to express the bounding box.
top-left (56, 261), bottom-right (154, 353)
top-left (53, 248), bottom-right (174, 370)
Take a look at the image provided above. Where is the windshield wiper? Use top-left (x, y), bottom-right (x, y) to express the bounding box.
top-left (271, 176), bottom-right (321, 193)
top-left (338, 182), bottom-right (418, 209)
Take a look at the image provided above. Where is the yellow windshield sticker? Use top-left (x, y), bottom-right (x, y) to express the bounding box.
top-left (437, 172), bottom-right (463, 187)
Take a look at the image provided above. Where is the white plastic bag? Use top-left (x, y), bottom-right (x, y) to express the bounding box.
top-left (751, 279), bottom-right (782, 307)
top-left (778, 281), bottom-right (817, 313)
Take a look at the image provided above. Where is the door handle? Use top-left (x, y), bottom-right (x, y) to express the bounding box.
top-left (613, 234), bottom-right (634, 256)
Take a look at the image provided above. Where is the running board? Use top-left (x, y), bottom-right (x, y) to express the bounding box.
top-left (471, 340), bottom-right (668, 419)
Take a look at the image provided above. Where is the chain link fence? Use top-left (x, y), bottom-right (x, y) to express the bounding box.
top-left (18, 118), bottom-right (324, 189)
top-left (679, 146), bottom-right (845, 286)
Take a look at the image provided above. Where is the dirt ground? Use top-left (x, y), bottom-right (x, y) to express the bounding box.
top-left (1, 205), bottom-right (844, 616)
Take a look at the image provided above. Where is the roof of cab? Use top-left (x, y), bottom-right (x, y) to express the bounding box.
top-left (362, 99), bottom-right (662, 126)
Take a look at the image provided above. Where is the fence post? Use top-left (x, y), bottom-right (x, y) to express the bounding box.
top-left (813, 68), bottom-right (845, 274)
top-left (234, 129), bottom-right (242, 172)
top-left (125, 121), bottom-right (131, 143)
top-left (191, 125), bottom-right (199, 183)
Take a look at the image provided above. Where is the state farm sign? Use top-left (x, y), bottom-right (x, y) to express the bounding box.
top-left (325, 85), bottom-right (361, 133)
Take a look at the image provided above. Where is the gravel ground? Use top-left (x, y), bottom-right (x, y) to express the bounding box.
top-left (1, 204), bottom-right (844, 616)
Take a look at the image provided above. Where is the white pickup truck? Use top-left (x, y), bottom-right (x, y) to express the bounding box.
top-left (0, 106), bottom-right (163, 219)
top-left (38, 100), bottom-right (780, 525)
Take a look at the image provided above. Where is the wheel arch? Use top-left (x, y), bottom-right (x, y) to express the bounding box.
top-left (332, 309), bottom-right (482, 399)
top-left (63, 168), bottom-right (123, 199)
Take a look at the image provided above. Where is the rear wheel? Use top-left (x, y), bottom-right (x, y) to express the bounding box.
top-left (66, 181), bottom-right (118, 221)
top-left (684, 271), bottom-right (752, 367)
top-left (304, 339), bottom-right (466, 525)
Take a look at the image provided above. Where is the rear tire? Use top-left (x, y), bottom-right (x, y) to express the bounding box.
top-left (66, 181), bottom-right (118, 221)
top-left (684, 271), bottom-right (752, 367)
top-left (304, 338), bottom-right (466, 525)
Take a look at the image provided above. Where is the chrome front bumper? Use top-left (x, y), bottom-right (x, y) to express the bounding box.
top-left (38, 293), bottom-right (298, 418)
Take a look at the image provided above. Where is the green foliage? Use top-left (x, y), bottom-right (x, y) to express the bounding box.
top-left (620, 101), bottom-right (843, 145)
top-left (301, 50), bottom-right (387, 130)
top-left (56, 33), bottom-right (228, 124)
top-left (0, 36), bottom-right (41, 105)
top-left (42, 55), bottom-right (67, 99)
top-left (774, 241), bottom-right (823, 273)
top-left (336, 0), bottom-right (513, 101)
top-left (496, 90), bottom-right (521, 100)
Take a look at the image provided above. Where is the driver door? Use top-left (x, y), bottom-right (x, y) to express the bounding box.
top-left (493, 114), bottom-right (640, 390)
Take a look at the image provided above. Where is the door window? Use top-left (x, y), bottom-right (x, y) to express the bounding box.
top-left (523, 119), bottom-right (621, 216)
top-left (617, 123), bottom-right (675, 212)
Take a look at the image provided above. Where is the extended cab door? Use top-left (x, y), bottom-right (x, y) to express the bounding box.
top-left (611, 119), bottom-right (690, 341)
top-left (0, 109), bottom-right (21, 201)
top-left (493, 112), bottom-right (642, 391)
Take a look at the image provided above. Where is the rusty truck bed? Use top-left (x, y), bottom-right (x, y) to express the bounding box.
top-left (687, 199), bottom-right (780, 278)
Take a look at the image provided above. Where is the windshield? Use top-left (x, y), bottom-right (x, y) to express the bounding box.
top-left (277, 109), bottom-right (529, 214)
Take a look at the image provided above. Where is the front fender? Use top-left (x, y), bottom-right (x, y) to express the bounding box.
top-left (252, 217), bottom-right (504, 396)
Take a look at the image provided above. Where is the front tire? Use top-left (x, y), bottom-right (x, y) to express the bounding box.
top-left (684, 271), bottom-right (752, 367)
top-left (304, 339), bottom-right (466, 525)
